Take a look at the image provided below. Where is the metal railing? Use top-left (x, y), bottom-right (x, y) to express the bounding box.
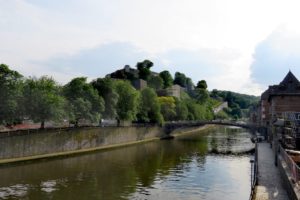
top-left (279, 145), bottom-right (300, 183)
top-left (249, 142), bottom-right (258, 200)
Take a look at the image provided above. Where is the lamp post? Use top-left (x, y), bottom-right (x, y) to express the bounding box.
top-left (250, 159), bottom-right (254, 188)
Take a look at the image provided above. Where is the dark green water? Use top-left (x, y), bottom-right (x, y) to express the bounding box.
top-left (0, 126), bottom-right (253, 200)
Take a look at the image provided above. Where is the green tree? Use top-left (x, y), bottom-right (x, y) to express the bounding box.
top-left (196, 80), bottom-right (207, 89)
top-left (115, 80), bottom-right (139, 121)
top-left (23, 76), bottom-right (66, 129)
top-left (174, 72), bottom-right (187, 88)
top-left (63, 77), bottom-right (104, 126)
top-left (158, 96), bottom-right (176, 121)
top-left (186, 78), bottom-right (195, 91)
top-left (148, 75), bottom-right (163, 90)
top-left (159, 71), bottom-right (173, 88)
top-left (137, 88), bottom-right (163, 124)
top-left (137, 60), bottom-right (153, 80)
top-left (91, 78), bottom-right (119, 119)
top-left (194, 88), bottom-right (209, 104)
top-left (0, 64), bottom-right (23, 125)
top-left (175, 98), bottom-right (188, 120)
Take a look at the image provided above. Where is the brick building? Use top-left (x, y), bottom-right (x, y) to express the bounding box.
top-left (260, 71), bottom-right (300, 125)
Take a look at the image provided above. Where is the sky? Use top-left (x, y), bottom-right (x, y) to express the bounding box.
top-left (1, 0), bottom-right (300, 95)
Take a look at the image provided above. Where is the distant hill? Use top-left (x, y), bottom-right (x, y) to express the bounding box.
top-left (210, 89), bottom-right (259, 119)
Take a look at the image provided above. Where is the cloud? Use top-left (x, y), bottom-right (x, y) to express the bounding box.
top-left (3, 0), bottom-right (300, 95)
top-left (31, 42), bottom-right (150, 82)
top-left (251, 27), bottom-right (300, 88)
top-left (35, 41), bottom-right (261, 95)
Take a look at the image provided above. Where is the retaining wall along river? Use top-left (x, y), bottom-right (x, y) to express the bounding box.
top-left (0, 126), bottom-right (165, 164)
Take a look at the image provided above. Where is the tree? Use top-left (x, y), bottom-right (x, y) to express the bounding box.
top-left (63, 77), bottom-right (104, 126)
top-left (91, 78), bottom-right (119, 119)
top-left (159, 71), bottom-right (173, 88)
top-left (115, 80), bottom-right (139, 121)
top-left (136, 60), bottom-right (153, 80)
top-left (0, 64), bottom-right (23, 125)
top-left (147, 75), bottom-right (163, 90)
top-left (194, 88), bottom-right (209, 104)
top-left (196, 80), bottom-right (207, 89)
top-left (186, 78), bottom-right (195, 91)
top-left (137, 88), bottom-right (163, 124)
top-left (175, 98), bottom-right (188, 120)
top-left (174, 72), bottom-right (187, 88)
top-left (158, 96), bottom-right (176, 121)
top-left (23, 76), bottom-right (66, 129)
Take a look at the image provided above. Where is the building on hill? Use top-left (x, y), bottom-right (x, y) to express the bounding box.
top-left (132, 79), bottom-right (147, 90)
top-left (106, 65), bottom-right (139, 80)
top-left (105, 65), bottom-right (160, 90)
top-left (106, 65), bottom-right (159, 80)
top-left (157, 84), bottom-right (184, 98)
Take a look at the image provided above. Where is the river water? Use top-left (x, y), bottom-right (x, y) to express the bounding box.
top-left (0, 126), bottom-right (254, 200)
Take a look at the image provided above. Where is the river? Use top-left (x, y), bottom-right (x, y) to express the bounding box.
top-left (0, 126), bottom-right (254, 200)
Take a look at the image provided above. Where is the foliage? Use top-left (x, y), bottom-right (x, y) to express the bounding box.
top-left (109, 68), bottom-right (137, 81)
top-left (211, 89), bottom-right (259, 118)
top-left (147, 75), bottom-right (163, 90)
top-left (194, 88), bottom-right (209, 104)
top-left (174, 98), bottom-right (188, 120)
top-left (173, 72), bottom-right (187, 87)
top-left (63, 77), bottom-right (104, 126)
top-left (159, 71), bottom-right (173, 88)
top-left (186, 78), bottom-right (195, 91)
top-left (91, 78), bottom-right (119, 119)
top-left (137, 88), bottom-right (163, 124)
top-left (211, 89), bottom-right (259, 109)
top-left (136, 60), bottom-right (153, 80)
top-left (115, 80), bottom-right (140, 121)
top-left (158, 96), bottom-right (176, 121)
top-left (0, 64), bottom-right (23, 125)
top-left (196, 80), bottom-right (207, 89)
top-left (23, 76), bottom-right (66, 128)
top-left (215, 110), bottom-right (229, 120)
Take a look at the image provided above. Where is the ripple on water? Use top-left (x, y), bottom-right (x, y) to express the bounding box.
top-left (40, 180), bottom-right (57, 193)
top-left (0, 184), bottom-right (29, 199)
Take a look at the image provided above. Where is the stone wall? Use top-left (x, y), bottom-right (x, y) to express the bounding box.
top-left (0, 126), bottom-right (165, 163)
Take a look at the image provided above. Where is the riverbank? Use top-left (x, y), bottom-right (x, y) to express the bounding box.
top-left (0, 126), bottom-right (164, 165)
top-left (0, 124), bottom-right (214, 165)
top-left (170, 124), bottom-right (216, 137)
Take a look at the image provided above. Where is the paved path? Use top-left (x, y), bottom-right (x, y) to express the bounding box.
top-left (254, 142), bottom-right (289, 200)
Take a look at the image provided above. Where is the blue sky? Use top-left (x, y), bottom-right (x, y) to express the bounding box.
top-left (1, 0), bottom-right (300, 95)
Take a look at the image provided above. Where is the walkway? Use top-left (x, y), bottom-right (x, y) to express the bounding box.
top-left (254, 142), bottom-right (289, 200)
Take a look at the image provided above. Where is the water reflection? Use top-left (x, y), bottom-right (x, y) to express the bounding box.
top-left (0, 126), bottom-right (253, 200)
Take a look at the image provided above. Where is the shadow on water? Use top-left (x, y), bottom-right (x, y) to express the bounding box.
top-left (0, 126), bottom-right (253, 200)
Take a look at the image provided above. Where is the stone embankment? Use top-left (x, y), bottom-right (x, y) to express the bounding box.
top-left (0, 126), bottom-right (165, 164)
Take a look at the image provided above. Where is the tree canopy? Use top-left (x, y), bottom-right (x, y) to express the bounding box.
top-left (0, 64), bottom-right (23, 125)
top-left (63, 77), bottom-right (104, 126)
top-left (23, 76), bottom-right (66, 128)
top-left (137, 60), bottom-right (153, 80)
top-left (159, 70), bottom-right (173, 88)
top-left (115, 80), bottom-right (139, 121)
top-left (137, 88), bottom-right (163, 124)
top-left (91, 78), bottom-right (119, 119)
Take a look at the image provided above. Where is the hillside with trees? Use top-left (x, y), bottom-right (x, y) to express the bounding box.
top-left (210, 89), bottom-right (259, 119)
top-left (0, 61), bottom-right (258, 130)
